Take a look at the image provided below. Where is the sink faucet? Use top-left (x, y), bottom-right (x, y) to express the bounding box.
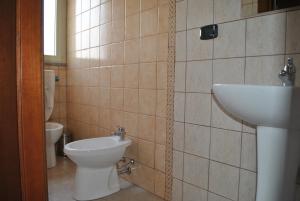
top-left (112, 127), bottom-right (126, 141)
top-left (279, 58), bottom-right (296, 86)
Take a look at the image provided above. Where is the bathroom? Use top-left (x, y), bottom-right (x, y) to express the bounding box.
top-left (1, 0), bottom-right (300, 201)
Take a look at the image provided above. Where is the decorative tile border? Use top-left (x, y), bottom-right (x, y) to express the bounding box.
top-left (165, 0), bottom-right (176, 200)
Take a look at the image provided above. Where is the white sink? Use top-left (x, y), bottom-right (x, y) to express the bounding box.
top-left (213, 84), bottom-right (300, 201)
top-left (213, 84), bottom-right (300, 129)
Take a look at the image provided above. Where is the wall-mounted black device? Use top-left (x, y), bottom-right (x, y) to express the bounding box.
top-left (200, 24), bottom-right (218, 40)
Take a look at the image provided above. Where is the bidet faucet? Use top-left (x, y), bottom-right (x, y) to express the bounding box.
top-left (112, 127), bottom-right (126, 141)
top-left (279, 57), bottom-right (296, 86)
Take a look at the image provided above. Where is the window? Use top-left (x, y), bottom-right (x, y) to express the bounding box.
top-left (44, 0), bottom-right (66, 64)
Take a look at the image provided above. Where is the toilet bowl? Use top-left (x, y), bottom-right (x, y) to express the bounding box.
top-left (46, 122), bottom-right (63, 168)
top-left (64, 136), bottom-right (131, 201)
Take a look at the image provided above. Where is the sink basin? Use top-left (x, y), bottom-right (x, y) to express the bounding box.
top-left (213, 84), bottom-right (300, 129)
top-left (213, 84), bottom-right (300, 201)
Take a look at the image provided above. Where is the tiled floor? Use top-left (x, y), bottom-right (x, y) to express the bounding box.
top-left (48, 157), bottom-right (164, 201)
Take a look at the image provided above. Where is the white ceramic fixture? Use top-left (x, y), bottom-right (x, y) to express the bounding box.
top-left (64, 136), bottom-right (131, 201)
top-left (213, 84), bottom-right (300, 201)
top-left (45, 122), bottom-right (64, 168)
top-left (44, 70), bottom-right (64, 168)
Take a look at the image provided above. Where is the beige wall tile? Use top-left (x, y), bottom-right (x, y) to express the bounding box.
top-left (125, 13), bottom-right (140, 39)
top-left (89, 47), bottom-right (100, 67)
top-left (139, 89), bottom-right (156, 115)
top-left (174, 92), bottom-right (185, 122)
top-left (139, 63), bottom-right (157, 89)
top-left (187, 29), bottom-right (213, 60)
top-left (175, 62), bottom-right (186, 92)
top-left (155, 144), bottom-right (166, 172)
top-left (91, 6), bottom-right (100, 27)
top-left (110, 88), bottom-right (124, 110)
top-left (183, 182), bottom-right (208, 201)
top-left (138, 139), bottom-right (155, 167)
top-left (157, 33), bottom-right (169, 61)
top-left (81, 30), bottom-right (90, 49)
top-left (100, 45), bottom-right (112, 66)
top-left (187, 0), bottom-right (213, 29)
top-left (90, 26), bottom-right (100, 47)
top-left (140, 36), bottom-right (157, 62)
top-left (157, 62), bottom-right (168, 89)
top-left (208, 193), bottom-right (232, 201)
top-left (141, 8), bottom-right (158, 37)
top-left (141, 0), bottom-right (157, 11)
top-left (126, 0), bottom-right (140, 16)
top-left (176, 31), bottom-right (187, 61)
top-left (134, 164), bottom-right (155, 193)
top-left (156, 117), bottom-right (167, 145)
top-left (110, 109), bottom-right (124, 129)
top-left (185, 123), bottom-right (210, 158)
top-left (111, 65), bottom-right (124, 87)
top-left (241, 133), bottom-right (257, 172)
top-left (112, 0), bottom-right (125, 20)
top-left (100, 1), bottom-right (112, 24)
top-left (155, 171), bottom-right (166, 198)
top-left (99, 67), bottom-right (111, 87)
top-left (173, 121), bottom-right (184, 151)
top-left (82, 0), bottom-right (91, 12)
top-left (186, 60), bottom-right (212, 93)
top-left (111, 19), bottom-right (125, 43)
top-left (213, 58), bottom-right (245, 84)
top-left (185, 93), bottom-right (211, 126)
top-left (176, 0), bottom-right (187, 31)
top-left (81, 11), bottom-right (90, 31)
top-left (158, 4), bottom-right (169, 33)
top-left (138, 114), bottom-right (155, 141)
top-left (156, 90), bottom-right (167, 117)
top-left (286, 10), bottom-right (300, 54)
top-left (209, 161), bottom-right (239, 200)
top-left (124, 64), bottom-right (139, 88)
top-left (111, 42), bottom-right (124, 65)
top-left (246, 13), bottom-right (286, 56)
top-left (183, 153), bottom-right (209, 189)
top-left (172, 179), bottom-right (183, 201)
top-left (239, 170), bottom-right (257, 201)
top-left (100, 22), bottom-right (112, 45)
top-left (210, 128), bottom-right (241, 167)
top-left (214, 21), bottom-right (246, 59)
top-left (124, 88), bottom-right (138, 112)
top-left (173, 150), bottom-right (184, 180)
top-left (124, 39), bottom-right (140, 64)
top-left (245, 55), bottom-right (285, 85)
top-left (214, 0), bottom-right (241, 23)
top-left (123, 112), bottom-right (138, 137)
top-left (99, 87), bottom-right (110, 107)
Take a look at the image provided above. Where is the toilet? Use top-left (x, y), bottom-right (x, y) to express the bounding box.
top-left (44, 70), bottom-right (64, 168)
top-left (64, 136), bottom-right (131, 201)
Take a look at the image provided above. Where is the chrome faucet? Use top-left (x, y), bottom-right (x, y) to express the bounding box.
top-left (112, 127), bottom-right (126, 141)
top-left (279, 58), bottom-right (296, 86)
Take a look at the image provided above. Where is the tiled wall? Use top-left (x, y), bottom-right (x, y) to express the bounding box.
top-left (67, 0), bottom-right (169, 198)
top-left (44, 64), bottom-right (67, 128)
top-left (173, 0), bottom-right (300, 201)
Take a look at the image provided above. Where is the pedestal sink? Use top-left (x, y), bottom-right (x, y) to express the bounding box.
top-left (213, 84), bottom-right (300, 201)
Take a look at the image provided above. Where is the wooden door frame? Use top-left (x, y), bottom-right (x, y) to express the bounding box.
top-left (17, 0), bottom-right (48, 200)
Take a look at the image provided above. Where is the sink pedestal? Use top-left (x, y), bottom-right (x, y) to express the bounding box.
top-left (257, 127), bottom-right (300, 201)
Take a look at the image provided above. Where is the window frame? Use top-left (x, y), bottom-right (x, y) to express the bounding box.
top-left (44, 0), bottom-right (67, 65)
